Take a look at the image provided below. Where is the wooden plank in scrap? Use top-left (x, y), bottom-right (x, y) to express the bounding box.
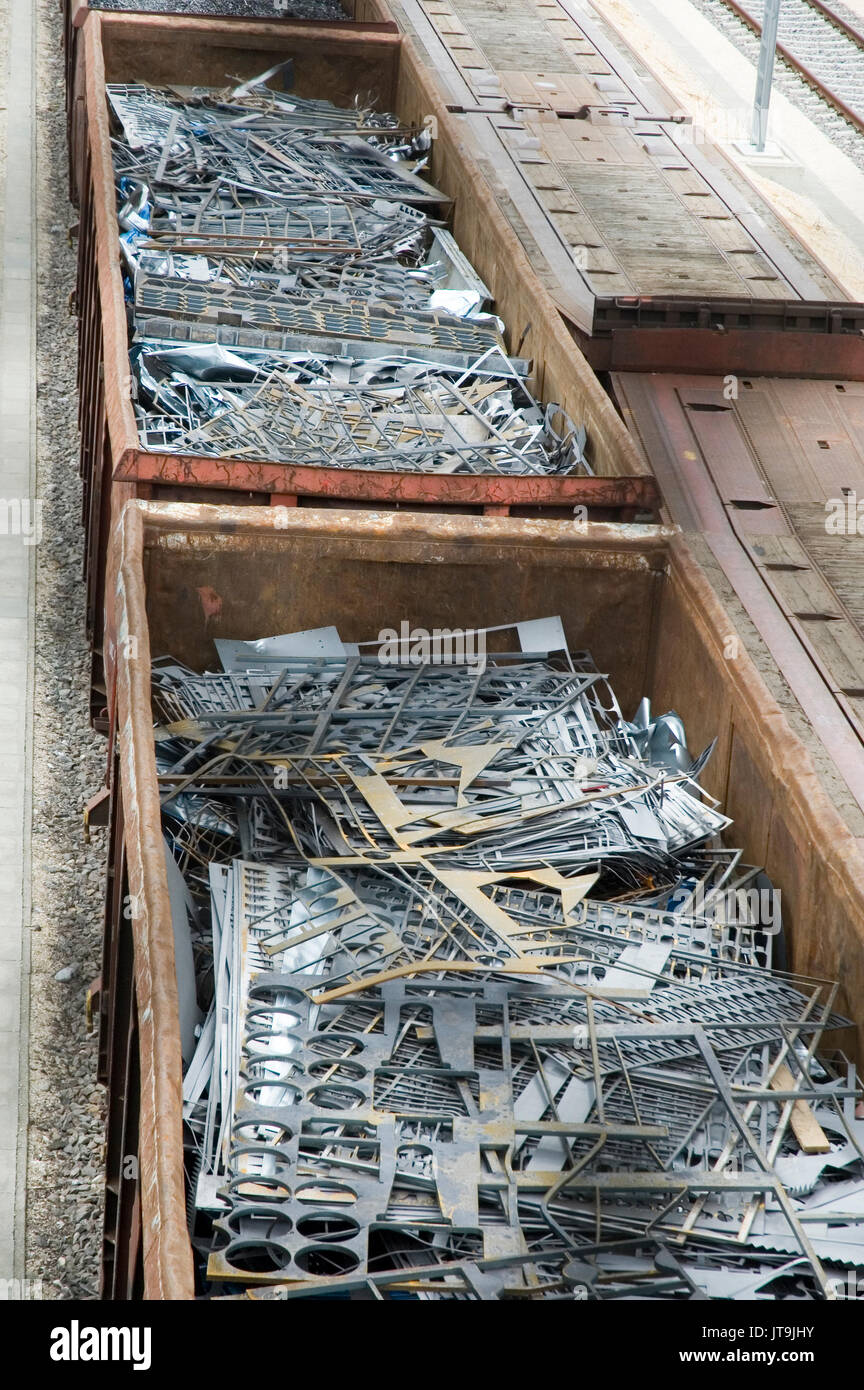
top-left (770, 1065), bottom-right (831, 1154)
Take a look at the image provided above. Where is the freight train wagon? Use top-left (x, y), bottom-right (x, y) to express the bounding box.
top-left (67, 0), bottom-right (864, 384)
top-left (96, 500), bottom-right (864, 1297)
top-left (355, 0), bottom-right (864, 377)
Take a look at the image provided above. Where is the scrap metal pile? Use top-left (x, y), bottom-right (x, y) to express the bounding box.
top-left (109, 73), bottom-right (587, 474)
top-left (154, 620), bottom-right (864, 1300)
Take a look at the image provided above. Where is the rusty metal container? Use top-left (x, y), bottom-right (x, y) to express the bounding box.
top-left (69, 0), bottom-right (864, 391)
top-left (68, 6), bottom-right (656, 725)
top-left (101, 499), bottom-right (864, 1298)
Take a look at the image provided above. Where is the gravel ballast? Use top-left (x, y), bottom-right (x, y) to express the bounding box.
top-left (91, 0), bottom-right (348, 18)
top-left (25, 0), bottom-right (108, 1301)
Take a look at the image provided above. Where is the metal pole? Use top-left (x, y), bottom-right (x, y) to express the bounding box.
top-left (751, 0), bottom-right (782, 150)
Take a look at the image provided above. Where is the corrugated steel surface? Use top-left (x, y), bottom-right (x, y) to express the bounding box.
top-left (365, 0), bottom-right (832, 312)
top-left (612, 371), bottom-right (864, 823)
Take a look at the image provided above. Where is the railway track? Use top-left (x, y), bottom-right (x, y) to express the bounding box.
top-left (716, 0), bottom-right (864, 134)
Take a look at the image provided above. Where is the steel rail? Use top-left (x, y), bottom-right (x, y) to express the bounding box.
top-left (805, 0), bottom-right (864, 47)
top-left (717, 0), bottom-right (864, 134)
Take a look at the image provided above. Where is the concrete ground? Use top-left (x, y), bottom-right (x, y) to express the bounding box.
top-left (0, 0), bottom-right (36, 1285)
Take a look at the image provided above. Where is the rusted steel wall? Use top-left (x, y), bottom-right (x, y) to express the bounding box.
top-left (98, 770), bottom-right (144, 1299)
top-left (108, 504), bottom-right (196, 1301)
top-left (65, 1), bottom-right (90, 191)
top-left (584, 321), bottom-right (864, 380)
top-left (653, 547), bottom-right (864, 1051)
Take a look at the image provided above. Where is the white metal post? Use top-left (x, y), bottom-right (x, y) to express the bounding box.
top-left (751, 0), bottom-right (782, 151)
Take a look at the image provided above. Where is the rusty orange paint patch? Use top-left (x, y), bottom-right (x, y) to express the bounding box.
top-left (197, 586), bottom-right (223, 623)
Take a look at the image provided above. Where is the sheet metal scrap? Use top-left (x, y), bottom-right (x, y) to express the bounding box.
top-left (122, 190), bottom-right (431, 263)
top-left (132, 273), bottom-right (503, 354)
top-left (131, 342), bottom-right (583, 473)
top-left (107, 72), bottom-right (589, 476)
top-left (107, 82), bottom-right (442, 201)
top-left (158, 621), bottom-right (862, 1299)
top-left (108, 78), bottom-right (448, 307)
